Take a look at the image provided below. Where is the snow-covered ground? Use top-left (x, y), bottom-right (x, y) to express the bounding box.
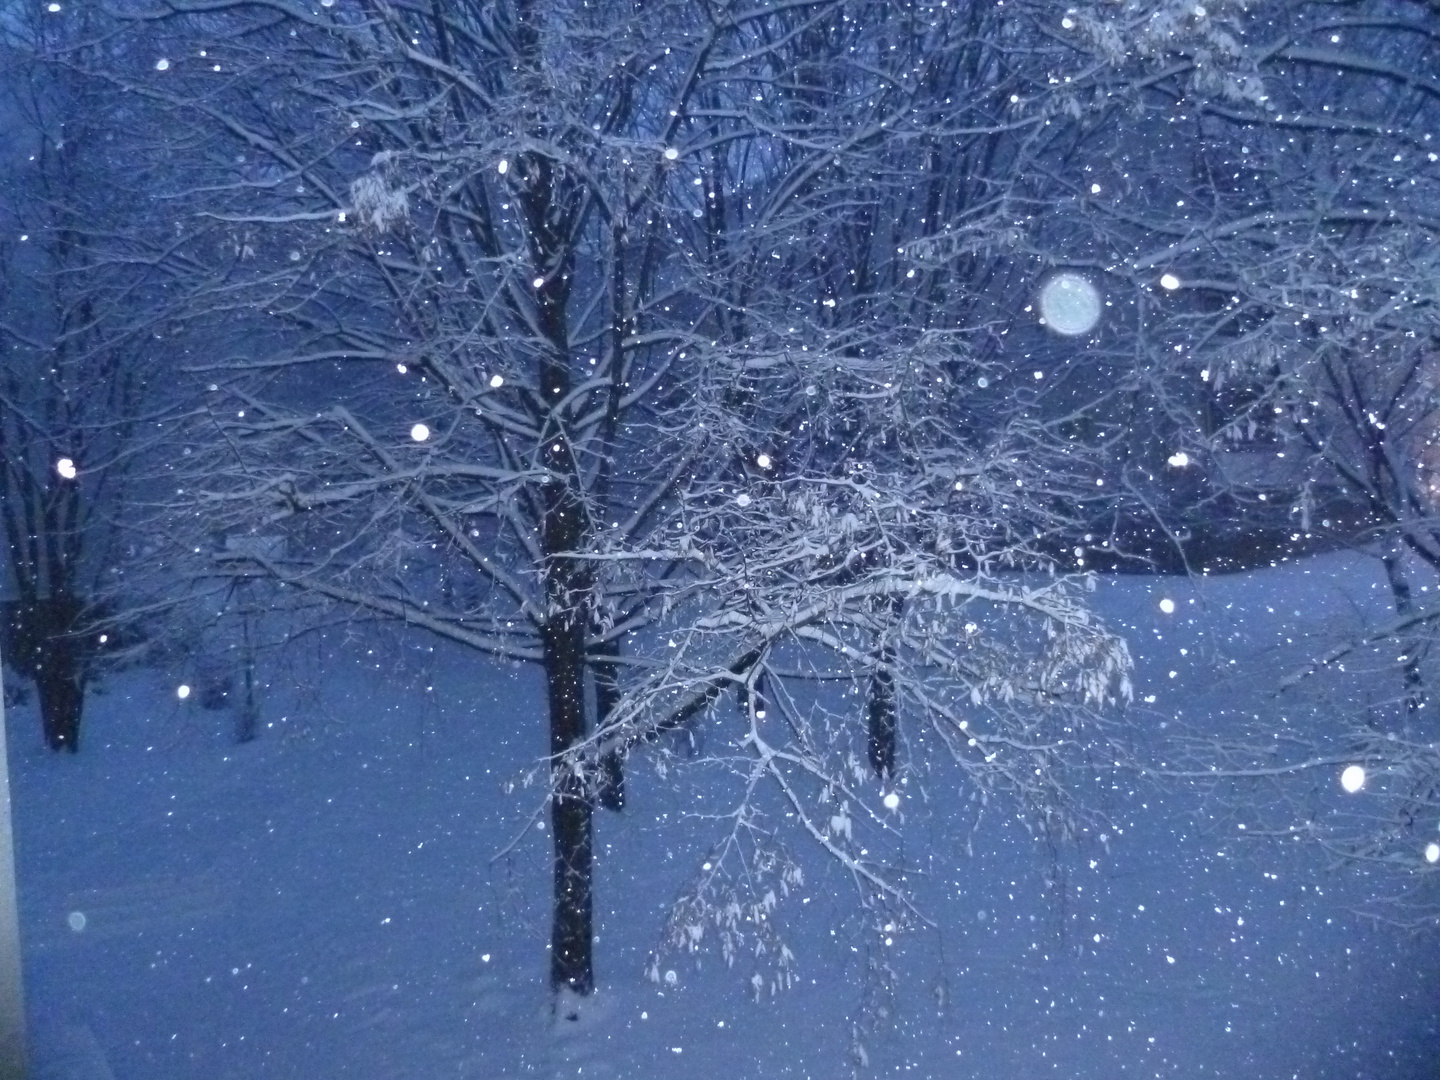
top-left (9, 554), bottom-right (1440, 1080)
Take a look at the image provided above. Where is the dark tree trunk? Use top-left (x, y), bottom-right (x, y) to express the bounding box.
top-left (2, 597), bottom-right (87, 752)
top-left (535, 270), bottom-right (594, 1000)
top-left (868, 599), bottom-right (900, 779)
top-left (512, 3), bottom-right (595, 997)
top-left (544, 610), bottom-right (594, 999)
top-left (593, 653), bottom-right (624, 812)
top-left (867, 662), bottom-right (897, 780)
top-left (235, 602), bottom-right (259, 744)
top-left (36, 649), bottom-right (83, 753)
top-left (1381, 546), bottom-right (1426, 721)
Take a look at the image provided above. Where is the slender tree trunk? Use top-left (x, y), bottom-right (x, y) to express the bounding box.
top-left (511, 1), bottom-right (598, 999)
top-left (593, 652), bottom-right (624, 811)
top-left (867, 662), bottom-right (897, 780)
top-left (1381, 544), bottom-right (1426, 722)
top-left (544, 607), bottom-right (593, 999)
top-left (868, 597), bottom-right (900, 779)
top-left (235, 599), bottom-right (259, 744)
top-left (535, 269), bottom-right (594, 999)
top-left (5, 597), bottom-right (85, 752)
top-left (36, 650), bottom-right (82, 753)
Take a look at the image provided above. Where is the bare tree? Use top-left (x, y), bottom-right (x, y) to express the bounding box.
top-left (0, 7), bottom-right (177, 751)
top-left (1058, 0), bottom-right (1440, 922)
top-left (115, 0), bottom-right (1153, 1014)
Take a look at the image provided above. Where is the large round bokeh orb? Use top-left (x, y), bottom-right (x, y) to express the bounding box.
top-left (1037, 271), bottom-right (1101, 336)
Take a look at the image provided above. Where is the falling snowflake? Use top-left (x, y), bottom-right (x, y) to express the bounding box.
top-left (1037, 272), bottom-right (1101, 336)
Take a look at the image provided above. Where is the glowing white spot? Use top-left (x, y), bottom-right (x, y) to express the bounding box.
top-left (1090, 183), bottom-right (1101, 194)
top-left (1167, 451), bottom-right (1190, 468)
top-left (883, 791), bottom-right (900, 810)
top-left (481, 953), bottom-right (490, 962)
top-left (1340, 765), bottom-right (1366, 793)
top-left (497, 159), bottom-right (508, 175)
top-left (977, 376), bottom-right (989, 388)
top-left (47, 3), bottom-right (61, 11)
top-left (1425, 843), bottom-right (1439, 864)
top-left (177, 684), bottom-right (191, 700)
top-left (489, 374), bottom-right (504, 388)
top-left (396, 363), bottom-right (407, 373)
top-left (56, 458), bottom-right (77, 480)
top-left (1160, 273), bottom-right (1181, 291)
top-left (664, 969), bottom-right (678, 985)
top-left (155, 58), bottom-right (170, 71)
top-left (1159, 598), bottom-right (1176, 614)
top-left (410, 423), bottom-right (430, 442)
top-left (756, 454), bottom-right (771, 469)
top-left (67, 911), bottom-right (86, 932)
top-left (954, 480), bottom-right (964, 490)
top-left (1061, 15), bottom-right (1074, 28)
top-left (1037, 272), bottom-right (1101, 336)
top-left (736, 493), bottom-right (752, 507)
top-left (98, 634), bottom-right (108, 645)
top-left (321, 0), bottom-right (334, 6)
top-left (663, 147), bottom-right (679, 161)
top-left (532, 276), bottom-right (545, 288)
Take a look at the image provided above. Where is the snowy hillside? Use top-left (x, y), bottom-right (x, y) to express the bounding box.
top-left (9, 554), bottom-right (1439, 1080)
